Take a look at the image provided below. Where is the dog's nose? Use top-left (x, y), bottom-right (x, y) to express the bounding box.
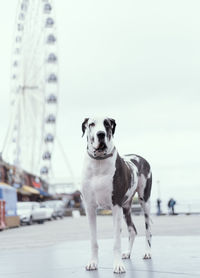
top-left (97, 131), bottom-right (105, 140)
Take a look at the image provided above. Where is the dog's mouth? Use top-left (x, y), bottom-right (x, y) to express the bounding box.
top-left (95, 142), bottom-right (107, 152)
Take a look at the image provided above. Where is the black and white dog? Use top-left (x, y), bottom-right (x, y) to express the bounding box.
top-left (81, 117), bottom-right (152, 274)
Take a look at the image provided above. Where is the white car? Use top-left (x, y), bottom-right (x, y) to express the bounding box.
top-left (17, 202), bottom-right (54, 225)
top-left (43, 200), bottom-right (65, 219)
top-left (39, 203), bottom-right (54, 220)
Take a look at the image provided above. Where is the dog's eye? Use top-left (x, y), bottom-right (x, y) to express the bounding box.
top-left (89, 123), bottom-right (95, 127)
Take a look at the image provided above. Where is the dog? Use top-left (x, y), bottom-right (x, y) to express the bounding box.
top-left (81, 117), bottom-right (152, 274)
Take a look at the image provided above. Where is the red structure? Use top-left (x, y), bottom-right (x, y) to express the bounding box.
top-left (0, 200), bottom-right (6, 230)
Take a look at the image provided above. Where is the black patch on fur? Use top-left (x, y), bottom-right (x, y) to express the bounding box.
top-left (82, 118), bottom-right (89, 137)
top-left (132, 223), bottom-right (137, 235)
top-left (123, 208), bottom-right (137, 234)
top-left (144, 175), bottom-right (152, 202)
top-left (112, 154), bottom-right (132, 207)
top-left (130, 155), bottom-right (151, 179)
top-left (103, 118), bottom-right (116, 138)
top-left (109, 118), bottom-right (116, 135)
top-left (144, 213), bottom-right (148, 218)
top-left (122, 195), bottom-right (129, 204)
top-left (145, 222), bottom-right (148, 230)
top-left (104, 119), bottom-right (113, 140)
top-left (148, 240), bottom-right (151, 248)
top-left (129, 154), bottom-right (152, 202)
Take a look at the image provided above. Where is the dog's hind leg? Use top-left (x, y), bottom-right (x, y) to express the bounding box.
top-left (122, 206), bottom-right (137, 259)
top-left (141, 199), bottom-right (152, 259)
top-left (85, 205), bottom-right (99, 270)
top-left (138, 176), bottom-right (152, 259)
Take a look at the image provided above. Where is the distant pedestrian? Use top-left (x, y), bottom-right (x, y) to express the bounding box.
top-left (156, 198), bottom-right (162, 215)
top-left (168, 198), bottom-right (176, 215)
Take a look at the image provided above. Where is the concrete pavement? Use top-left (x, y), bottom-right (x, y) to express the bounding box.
top-left (0, 236), bottom-right (199, 278)
top-left (0, 215), bottom-right (200, 277)
top-left (1, 215), bottom-right (200, 250)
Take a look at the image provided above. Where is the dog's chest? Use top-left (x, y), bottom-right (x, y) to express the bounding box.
top-left (86, 158), bottom-right (116, 209)
top-left (91, 173), bottom-right (113, 208)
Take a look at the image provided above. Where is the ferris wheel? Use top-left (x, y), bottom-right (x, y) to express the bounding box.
top-left (2, 0), bottom-right (58, 180)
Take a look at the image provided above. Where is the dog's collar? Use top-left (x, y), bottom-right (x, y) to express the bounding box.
top-left (87, 147), bottom-right (116, 160)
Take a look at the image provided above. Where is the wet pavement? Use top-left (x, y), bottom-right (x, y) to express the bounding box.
top-left (0, 235), bottom-right (199, 278)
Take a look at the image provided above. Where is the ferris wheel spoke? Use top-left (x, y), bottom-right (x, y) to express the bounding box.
top-left (23, 33), bottom-right (43, 68)
top-left (14, 93), bottom-right (27, 166)
top-left (2, 95), bottom-right (20, 158)
top-left (25, 96), bottom-right (42, 130)
top-left (26, 0), bottom-right (40, 43)
top-left (23, 6), bottom-right (44, 76)
top-left (20, 94), bottom-right (43, 167)
top-left (23, 34), bottom-right (44, 78)
top-left (25, 7), bottom-right (57, 76)
top-left (25, 62), bottom-right (46, 86)
top-left (26, 90), bottom-right (45, 104)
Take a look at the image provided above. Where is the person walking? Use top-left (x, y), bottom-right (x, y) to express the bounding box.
top-left (168, 198), bottom-right (176, 215)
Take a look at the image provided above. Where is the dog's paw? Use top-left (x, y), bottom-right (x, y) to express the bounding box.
top-left (143, 253), bottom-right (151, 260)
top-left (85, 260), bottom-right (98, 271)
top-left (122, 251), bottom-right (130, 260)
top-left (113, 260), bottom-right (126, 274)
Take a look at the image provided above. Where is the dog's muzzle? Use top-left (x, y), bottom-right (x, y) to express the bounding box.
top-left (96, 131), bottom-right (107, 151)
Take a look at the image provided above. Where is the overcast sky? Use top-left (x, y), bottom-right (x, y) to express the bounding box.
top-left (0, 1), bottom-right (199, 205)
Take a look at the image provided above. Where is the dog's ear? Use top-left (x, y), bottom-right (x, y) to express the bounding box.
top-left (82, 118), bottom-right (89, 137)
top-left (109, 118), bottom-right (116, 136)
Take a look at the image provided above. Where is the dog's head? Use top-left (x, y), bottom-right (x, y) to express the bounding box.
top-left (82, 117), bottom-right (116, 155)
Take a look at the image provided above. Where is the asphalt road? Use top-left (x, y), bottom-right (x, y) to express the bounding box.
top-left (1, 214), bottom-right (200, 250)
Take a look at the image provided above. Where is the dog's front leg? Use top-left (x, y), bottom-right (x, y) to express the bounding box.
top-left (112, 205), bottom-right (126, 273)
top-left (85, 205), bottom-right (98, 271)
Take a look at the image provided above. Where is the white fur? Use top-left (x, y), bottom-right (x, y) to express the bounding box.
top-left (82, 151), bottom-right (117, 209)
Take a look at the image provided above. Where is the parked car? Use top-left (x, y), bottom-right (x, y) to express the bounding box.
top-left (17, 202), bottom-right (54, 225)
top-left (39, 203), bottom-right (54, 220)
top-left (43, 200), bottom-right (65, 219)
